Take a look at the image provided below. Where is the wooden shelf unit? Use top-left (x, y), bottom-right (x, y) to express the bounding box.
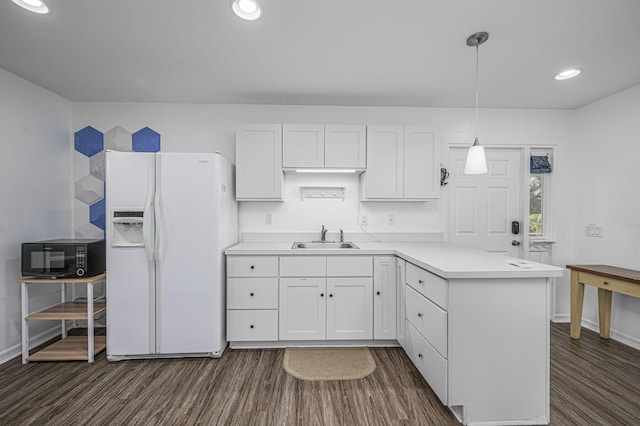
top-left (19, 273), bottom-right (106, 364)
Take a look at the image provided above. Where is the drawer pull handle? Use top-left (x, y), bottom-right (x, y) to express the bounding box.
top-left (417, 313), bottom-right (423, 318)
top-left (250, 292), bottom-right (254, 297)
top-left (320, 293), bottom-right (324, 297)
top-left (250, 324), bottom-right (254, 329)
top-left (376, 291), bottom-right (381, 295)
top-left (418, 353), bottom-right (423, 358)
top-left (418, 280), bottom-right (424, 284)
top-left (603, 281), bottom-right (609, 285)
top-left (250, 265), bottom-right (255, 269)
top-left (329, 294), bottom-right (333, 298)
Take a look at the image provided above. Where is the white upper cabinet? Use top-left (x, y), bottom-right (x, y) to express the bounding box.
top-left (236, 124), bottom-right (283, 201)
top-left (324, 125), bottom-right (366, 168)
top-left (282, 124), bottom-right (366, 170)
top-left (361, 125), bottom-right (440, 201)
top-left (404, 126), bottom-right (439, 199)
top-left (363, 125), bottom-right (404, 199)
top-left (282, 124), bottom-right (325, 168)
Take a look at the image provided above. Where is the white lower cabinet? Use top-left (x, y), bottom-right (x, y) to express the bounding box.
top-left (279, 278), bottom-right (326, 340)
top-left (227, 310), bottom-right (278, 341)
top-left (396, 259), bottom-right (406, 348)
top-left (326, 277), bottom-right (373, 340)
top-left (373, 256), bottom-right (397, 340)
top-left (226, 256), bottom-right (279, 342)
top-left (279, 256), bottom-right (373, 341)
top-left (403, 261), bottom-right (449, 406)
top-left (405, 321), bottom-right (448, 404)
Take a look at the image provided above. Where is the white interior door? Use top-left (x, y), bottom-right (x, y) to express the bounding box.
top-left (448, 147), bottom-right (523, 256)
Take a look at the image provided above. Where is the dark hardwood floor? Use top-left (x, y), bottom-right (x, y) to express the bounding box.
top-left (0, 323), bottom-right (638, 425)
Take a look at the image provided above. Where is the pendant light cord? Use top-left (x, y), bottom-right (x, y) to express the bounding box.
top-left (475, 41), bottom-right (479, 140)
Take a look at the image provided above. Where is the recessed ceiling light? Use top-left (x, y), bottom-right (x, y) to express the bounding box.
top-left (232, 0), bottom-right (262, 21)
top-left (11, 0), bottom-right (51, 14)
top-left (554, 69), bottom-right (582, 81)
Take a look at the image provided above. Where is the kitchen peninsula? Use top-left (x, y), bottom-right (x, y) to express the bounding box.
top-left (225, 240), bottom-right (564, 425)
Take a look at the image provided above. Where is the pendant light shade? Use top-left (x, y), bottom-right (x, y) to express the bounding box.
top-left (464, 32), bottom-right (489, 175)
top-left (464, 137), bottom-right (488, 174)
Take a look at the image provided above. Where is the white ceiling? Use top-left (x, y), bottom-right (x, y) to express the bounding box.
top-left (1, 0), bottom-right (640, 109)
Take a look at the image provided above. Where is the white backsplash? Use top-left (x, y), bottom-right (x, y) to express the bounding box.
top-left (238, 173), bottom-right (444, 236)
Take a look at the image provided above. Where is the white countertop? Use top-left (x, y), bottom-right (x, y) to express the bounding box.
top-left (225, 241), bottom-right (565, 279)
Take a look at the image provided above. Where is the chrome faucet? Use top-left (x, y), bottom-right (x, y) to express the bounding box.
top-left (321, 225), bottom-right (328, 242)
top-left (339, 229), bottom-right (344, 243)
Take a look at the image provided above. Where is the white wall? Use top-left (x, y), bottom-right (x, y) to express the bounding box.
top-left (72, 103), bottom-right (571, 237)
top-left (558, 83), bottom-right (640, 347)
top-left (0, 69), bottom-right (72, 362)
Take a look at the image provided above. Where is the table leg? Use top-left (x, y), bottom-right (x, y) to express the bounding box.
top-left (61, 283), bottom-right (67, 339)
top-left (87, 282), bottom-right (94, 363)
top-left (570, 271), bottom-right (585, 339)
top-left (597, 288), bottom-right (613, 339)
top-left (21, 283), bottom-right (29, 364)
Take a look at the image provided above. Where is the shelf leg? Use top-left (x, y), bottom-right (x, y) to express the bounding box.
top-left (87, 282), bottom-right (94, 363)
top-left (21, 283), bottom-right (29, 364)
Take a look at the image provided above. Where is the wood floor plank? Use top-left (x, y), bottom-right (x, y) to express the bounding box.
top-left (1, 323), bottom-right (639, 425)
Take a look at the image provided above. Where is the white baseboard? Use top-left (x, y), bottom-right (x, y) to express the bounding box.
top-left (0, 326), bottom-right (62, 366)
top-left (581, 319), bottom-right (640, 351)
top-left (551, 314), bottom-right (569, 323)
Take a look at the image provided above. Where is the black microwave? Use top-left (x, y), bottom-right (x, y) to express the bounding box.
top-left (21, 239), bottom-right (106, 279)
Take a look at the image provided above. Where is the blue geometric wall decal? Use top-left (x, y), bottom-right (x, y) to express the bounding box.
top-left (74, 126), bottom-right (104, 157)
top-left (89, 198), bottom-right (106, 231)
top-left (132, 127), bottom-right (161, 152)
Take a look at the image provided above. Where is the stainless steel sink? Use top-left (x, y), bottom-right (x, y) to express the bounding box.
top-left (292, 241), bottom-right (359, 249)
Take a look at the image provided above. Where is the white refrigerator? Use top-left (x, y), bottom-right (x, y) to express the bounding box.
top-left (105, 151), bottom-right (237, 360)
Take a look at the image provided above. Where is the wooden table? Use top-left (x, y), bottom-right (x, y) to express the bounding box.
top-left (19, 273), bottom-right (106, 363)
top-left (566, 265), bottom-right (640, 339)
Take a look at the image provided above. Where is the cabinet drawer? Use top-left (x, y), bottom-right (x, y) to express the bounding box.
top-left (227, 310), bottom-right (278, 341)
top-left (405, 321), bottom-right (448, 405)
top-left (405, 286), bottom-right (447, 358)
top-left (327, 256), bottom-right (373, 277)
top-left (579, 271), bottom-right (638, 296)
top-left (227, 278), bottom-right (278, 309)
top-left (227, 256), bottom-right (278, 277)
top-left (406, 262), bottom-right (447, 309)
top-left (280, 256), bottom-right (326, 277)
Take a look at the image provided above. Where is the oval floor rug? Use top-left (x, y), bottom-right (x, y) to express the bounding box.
top-left (283, 347), bottom-right (376, 381)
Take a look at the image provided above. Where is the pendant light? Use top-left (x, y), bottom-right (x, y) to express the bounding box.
top-left (464, 32), bottom-right (489, 175)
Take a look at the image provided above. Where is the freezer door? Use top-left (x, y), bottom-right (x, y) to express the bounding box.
top-left (155, 153), bottom-right (223, 354)
top-left (106, 151), bottom-right (156, 357)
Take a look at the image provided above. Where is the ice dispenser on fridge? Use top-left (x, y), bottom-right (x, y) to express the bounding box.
top-left (111, 210), bottom-right (145, 246)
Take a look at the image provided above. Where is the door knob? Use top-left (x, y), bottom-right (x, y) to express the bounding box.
top-left (511, 240), bottom-right (521, 246)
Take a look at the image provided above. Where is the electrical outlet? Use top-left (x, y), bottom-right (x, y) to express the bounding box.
top-left (585, 224), bottom-right (603, 237)
top-left (265, 213), bottom-right (272, 225)
top-left (360, 214), bottom-right (368, 226)
top-left (387, 214), bottom-right (395, 225)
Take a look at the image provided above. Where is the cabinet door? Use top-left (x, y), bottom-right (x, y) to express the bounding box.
top-left (282, 124), bottom-right (325, 168)
top-left (236, 124), bottom-right (283, 200)
top-left (374, 256), bottom-right (397, 340)
top-left (364, 125), bottom-right (404, 199)
top-left (396, 259), bottom-right (407, 348)
top-left (279, 278), bottom-right (326, 340)
top-left (326, 277), bottom-right (373, 340)
top-left (324, 125), bottom-right (366, 168)
top-left (404, 126), bottom-right (440, 199)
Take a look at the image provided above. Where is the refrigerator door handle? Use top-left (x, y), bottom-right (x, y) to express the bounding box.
top-left (143, 155), bottom-right (154, 262)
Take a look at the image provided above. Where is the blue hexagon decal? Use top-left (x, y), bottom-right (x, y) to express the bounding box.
top-left (74, 126), bottom-right (104, 157)
top-left (132, 127), bottom-right (161, 152)
top-left (89, 197), bottom-right (106, 231)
